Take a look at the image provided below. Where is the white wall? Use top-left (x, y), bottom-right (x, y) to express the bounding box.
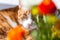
top-left (0, 0), bottom-right (19, 5)
top-left (53, 0), bottom-right (60, 9)
top-left (0, 0), bottom-right (60, 10)
top-left (0, 0), bottom-right (19, 10)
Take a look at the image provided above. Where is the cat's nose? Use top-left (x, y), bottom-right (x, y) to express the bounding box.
top-left (28, 24), bottom-right (32, 28)
top-left (28, 22), bottom-right (33, 29)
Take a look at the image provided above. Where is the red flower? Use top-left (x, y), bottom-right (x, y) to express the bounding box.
top-left (38, 0), bottom-right (57, 15)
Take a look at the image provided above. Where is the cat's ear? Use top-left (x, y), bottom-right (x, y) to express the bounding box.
top-left (1, 14), bottom-right (17, 28)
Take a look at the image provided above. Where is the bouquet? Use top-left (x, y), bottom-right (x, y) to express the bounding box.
top-left (31, 0), bottom-right (60, 40)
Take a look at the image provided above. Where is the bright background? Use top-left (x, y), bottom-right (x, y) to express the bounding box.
top-left (0, 0), bottom-right (60, 10)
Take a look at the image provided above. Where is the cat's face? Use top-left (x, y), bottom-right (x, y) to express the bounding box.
top-left (18, 9), bottom-right (33, 29)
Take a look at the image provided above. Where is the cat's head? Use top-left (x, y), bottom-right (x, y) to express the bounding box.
top-left (18, 9), bottom-right (34, 29)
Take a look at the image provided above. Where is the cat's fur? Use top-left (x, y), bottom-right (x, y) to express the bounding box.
top-left (0, 6), bottom-right (18, 39)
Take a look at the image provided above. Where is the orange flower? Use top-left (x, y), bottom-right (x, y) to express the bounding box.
top-left (7, 25), bottom-right (28, 40)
